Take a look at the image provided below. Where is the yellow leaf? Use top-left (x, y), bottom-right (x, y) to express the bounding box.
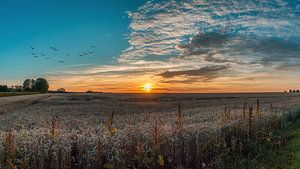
top-left (158, 154), bottom-right (164, 166)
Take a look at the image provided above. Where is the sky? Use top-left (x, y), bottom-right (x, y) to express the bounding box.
top-left (0, 0), bottom-right (300, 93)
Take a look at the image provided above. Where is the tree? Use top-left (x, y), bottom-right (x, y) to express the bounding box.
top-left (23, 79), bottom-right (36, 92)
top-left (297, 89), bottom-right (300, 93)
top-left (35, 78), bottom-right (49, 93)
top-left (0, 85), bottom-right (9, 92)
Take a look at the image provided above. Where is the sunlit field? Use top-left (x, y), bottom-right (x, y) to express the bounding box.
top-left (1, 93), bottom-right (300, 169)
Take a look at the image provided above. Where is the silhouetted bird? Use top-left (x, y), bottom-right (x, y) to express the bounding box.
top-left (30, 52), bottom-right (38, 55)
top-left (90, 45), bottom-right (95, 48)
top-left (30, 46), bottom-right (35, 50)
top-left (49, 47), bottom-right (59, 51)
top-left (58, 60), bottom-right (64, 63)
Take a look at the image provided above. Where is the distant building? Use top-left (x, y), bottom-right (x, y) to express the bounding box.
top-left (57, 88), bottom-right (66, 93)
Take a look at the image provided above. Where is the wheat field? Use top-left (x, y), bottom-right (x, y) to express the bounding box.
top-left (0, 93), bottom-right (300, 169)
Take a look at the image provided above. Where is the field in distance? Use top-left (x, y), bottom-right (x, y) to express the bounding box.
top-left (0, 92), bottom-right (39, 97)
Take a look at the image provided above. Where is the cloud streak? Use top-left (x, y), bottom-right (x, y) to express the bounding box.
top-left (157, 65), bottom-right (231, 79)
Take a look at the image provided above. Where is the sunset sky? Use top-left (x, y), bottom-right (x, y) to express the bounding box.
top-left (0, 0), bottom-right (300, 93)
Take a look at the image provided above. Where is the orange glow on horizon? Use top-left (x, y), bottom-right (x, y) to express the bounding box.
top-left (48, 70), bottom-right (300, 93)
top-left (142, 83), bottom-right (153, 93)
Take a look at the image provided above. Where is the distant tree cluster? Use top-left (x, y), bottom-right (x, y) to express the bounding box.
top-left (23, 78), bottom-right (49, 93)
top-left (0, 85), bottom-right (23, 92)
top-left (1, 78), bottom-right (49, 93)
top-left (0, 85), bottom-right (9, 92)
top-left (285, 89), bottom-right (300, 93)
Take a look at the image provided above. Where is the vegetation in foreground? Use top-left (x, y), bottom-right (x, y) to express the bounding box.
top-left (282, 119), bottom-right (300, 168)
top-left (0, 94), bottom-right (299, 169)
top-left (218, 112), bottom-right (300, 169)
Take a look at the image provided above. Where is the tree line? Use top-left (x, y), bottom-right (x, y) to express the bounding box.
top-left (285, 89), bottom-right (300, 93)
top-left (0, 78), bottom-right (49, 93)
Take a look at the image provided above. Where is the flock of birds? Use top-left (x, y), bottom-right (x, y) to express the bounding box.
top-left (29, 45), bottom-right (96, 64)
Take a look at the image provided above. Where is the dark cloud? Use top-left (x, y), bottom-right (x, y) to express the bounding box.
top-left (160, 78), bottom-right (209, 84)
top-left (157, 65), bottom-right (231, 79)
top-left (240, 38), bottom-right (300, 63)
top-left (179, 31), bottom-right (300, 69)
top-left (178, 32), bottom-right (230, 56)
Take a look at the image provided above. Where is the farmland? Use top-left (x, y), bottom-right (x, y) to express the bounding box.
top-left (0, 92), bottom-right (39, 98)
top-left (0, 93), bottom-right (300, 169)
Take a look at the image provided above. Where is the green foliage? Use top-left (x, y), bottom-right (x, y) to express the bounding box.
top-left (0, 85), bottom-right (9, 92)
top-left (23, 78), bottom-right (49, 93)
top-left (35, 78), bottom-right (49, 93)
top-left (23, 79), bottom-right (35, 92)
top-left (215, 110), bottom-right (300, 169)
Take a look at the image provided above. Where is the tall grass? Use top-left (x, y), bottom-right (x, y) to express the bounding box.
top-left (0, 98), bottom-right (299, 169)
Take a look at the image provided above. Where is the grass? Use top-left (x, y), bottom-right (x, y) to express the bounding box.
top-left (0, 94), bottom-right (300, 169)
top-left (0, 92), bottom-right (39, 97)
top-left (263, 118), bottom-right (300, 169)
top-left (218, 115), bottom-right (300, 169)
top-left (285, 119), bottom-right (300, 168)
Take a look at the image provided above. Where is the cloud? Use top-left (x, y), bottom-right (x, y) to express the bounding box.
top-left (275, 61), bottom-right (300, 71)
top-left (179, 32), bottom-right (300, 65)
top-left (157, 64), bottom-right (231, 79)
top-left (120, 0), bottom-right (299, 63)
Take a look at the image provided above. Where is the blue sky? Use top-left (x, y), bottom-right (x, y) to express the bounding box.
top-left (0, 0), bottom-right (145, 79)
top-left (1, 0), bottom-right (300, 92)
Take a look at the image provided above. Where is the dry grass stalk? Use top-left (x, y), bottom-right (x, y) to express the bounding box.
top-left (256, 99), bottom-right (264, 129)
top-left (152, 124), bottom-right (159, 150)
top-left (107, 110), bottom-right (117, 136)
top-left (97, 137), bottom-right (104, 167)
top-left (177, 102), bottom-right (183, 128)
top-left (4, 131), bottom-right (18, 169)
top-left (7, 159), bottom-right (17, 169)
top-left (50, 116), bottom-right (57, 139)
top-left (243, 103), bottom-right (247, 120)
top-left (248, 105), bottom-right (253, 137)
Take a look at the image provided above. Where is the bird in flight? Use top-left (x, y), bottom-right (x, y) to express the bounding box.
top-left (49, 47), bottom-right (59, 51)
top-left (58, 60), bottom-right (64, 63)
top-left (30, 46), bottom-right (35, 50)
top-left (30, 52), bottom-right (38, 55)
top-left (90, 45), bottom-right (95, 48)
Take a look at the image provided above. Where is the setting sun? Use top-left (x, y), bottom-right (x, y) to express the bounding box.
top-left (143, 83), bottom-right (153, 92)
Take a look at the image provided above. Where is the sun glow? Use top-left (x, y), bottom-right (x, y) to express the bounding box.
top-left (143, 83), bottom-right (153, 92)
